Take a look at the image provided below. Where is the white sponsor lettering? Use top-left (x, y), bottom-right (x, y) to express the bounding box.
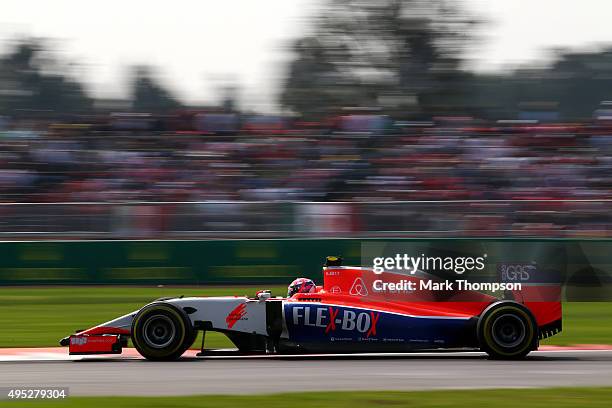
top-left (292, 306), bottom-right (378, 335)
top-left (315, 307), bottom-right (327, 327)
top-left (342, 310), bottom-right (356, 330)
top-left (349, 278), bottom-right (369, 296)
top-left (356, 313), bottom-right (370, 333)
top-left (292, 306), bottom-right (304, 325)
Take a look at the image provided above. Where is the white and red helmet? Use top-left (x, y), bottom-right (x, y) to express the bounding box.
top-left (287, 278), bottom-right (316, 297)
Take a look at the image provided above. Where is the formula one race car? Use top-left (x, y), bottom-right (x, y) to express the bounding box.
top-left (60, 257), bottom-right (562, 360)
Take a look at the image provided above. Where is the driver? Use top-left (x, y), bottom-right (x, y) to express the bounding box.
top-left (287, 278), bottom-right (317, 297)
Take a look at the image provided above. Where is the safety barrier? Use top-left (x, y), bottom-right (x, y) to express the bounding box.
top-left (0, 239), bottom-right (611, 296)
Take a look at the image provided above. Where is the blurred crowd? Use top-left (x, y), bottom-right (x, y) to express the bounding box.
top-left (0, 113), bottom-right (610, 236)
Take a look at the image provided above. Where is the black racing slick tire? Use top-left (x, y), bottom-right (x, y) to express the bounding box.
top-left (477, 301), bottom-right (538, 360)
top-left (131, 302), bottom-right (195, 361)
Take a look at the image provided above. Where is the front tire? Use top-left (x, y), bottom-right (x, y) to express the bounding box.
top-left (131, 302), bottom-right (195, 361)
top-left (477, 302), bottom-right (537, 360)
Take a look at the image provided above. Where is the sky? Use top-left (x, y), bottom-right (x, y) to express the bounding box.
top-left (466, 0), bottom-right (612, 72)
top-left (2, 0), bottom-right (612, 112)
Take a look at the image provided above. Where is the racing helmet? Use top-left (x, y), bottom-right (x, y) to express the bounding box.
top-left (287, 278), bottom-right (316, 297)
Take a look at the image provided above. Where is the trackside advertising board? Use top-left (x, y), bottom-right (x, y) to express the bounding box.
top-left (0, 239), bottom-right (610, 300)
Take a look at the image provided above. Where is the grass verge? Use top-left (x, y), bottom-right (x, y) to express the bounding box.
top-left (2, 388), bottom-right (612, 407)
top-left (0, 287), bottom-right (285, 349)
top-left (0, 287), bottom-right (610, 347)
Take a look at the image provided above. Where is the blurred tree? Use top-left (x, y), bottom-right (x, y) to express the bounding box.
top-left (130, 66), bottom-right (183, 112)
top-left (551, 49), bottom-right (612, 119)
top-left (463, 48), bottom-right (612, 120)
top-left (280, 0), bottom-right (479, 118)
top-left (0, 38), bottom-right (92, 116)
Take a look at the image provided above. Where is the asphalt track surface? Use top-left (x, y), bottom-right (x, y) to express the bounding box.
top-left (2, 350), bottom-right (612, 396)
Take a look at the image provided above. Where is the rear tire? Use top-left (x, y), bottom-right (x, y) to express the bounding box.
top-left (131, 302), bottom-right (195, 361)
top-left (477, 302), bottom-right (537, 360)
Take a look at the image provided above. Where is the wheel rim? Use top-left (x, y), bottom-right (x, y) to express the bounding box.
top-left (142, 314), bottom-right (176, 348)
top-left (491, 313), bottom-right (526, 348)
